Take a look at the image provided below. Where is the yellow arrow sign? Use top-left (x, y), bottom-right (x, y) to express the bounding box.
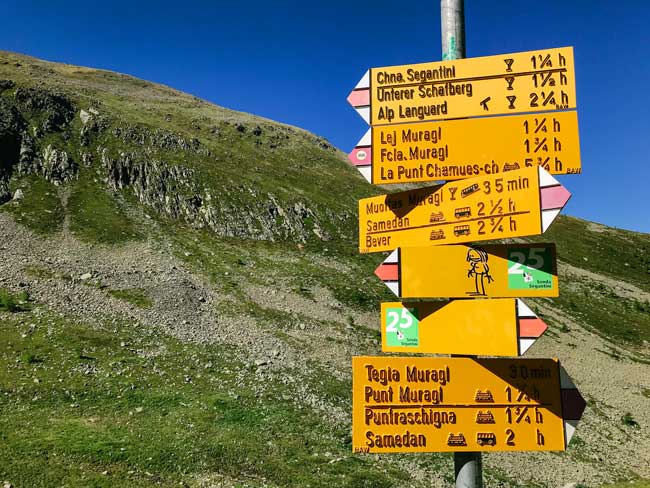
top-left (359, 165), bottom-right (570, 253)
top-left (376, 244), bottom-right (558, 298)
top-left (380, 299), bottom-right (548, 356)
top-left (352, 356), bottom-right (585, 453)
top-left (348, 112), bottom-right (581, 184)
top-left (348, 47), bottom-right (576, 125)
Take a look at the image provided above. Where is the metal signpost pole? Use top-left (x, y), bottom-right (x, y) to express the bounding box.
top-left (441, 1), bottom-right (483, 487)
top-left (441, 0), bottom-right (465, 61)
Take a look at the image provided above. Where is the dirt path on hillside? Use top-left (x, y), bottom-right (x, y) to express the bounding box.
top-left (0, 213), bottom-right (373, 424)
top-left (559, 260), bottom-right (650, 301)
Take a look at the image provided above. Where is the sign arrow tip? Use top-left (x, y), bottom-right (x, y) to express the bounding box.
top-left (354, 70), bottom-right (370, 90)
top-left (375, 250), bottom-right (400, 296)
top-left (348, 71), bottom-right (370, 123)
top-left (347, 71), bottom-right (370, 107)
top-left (539, 167), bottom-right (571, 232)
top-left (517, 299), bottom-right (549, 354)
top-left (348, 130), bottom-right (372, 181)
top-left (560, 366), bottom-right (587, 446)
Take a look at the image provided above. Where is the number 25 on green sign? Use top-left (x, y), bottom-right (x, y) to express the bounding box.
top-left (507, 247), bottom-right (553, 290)
top-left (384, 307), bottom-right (419, 347)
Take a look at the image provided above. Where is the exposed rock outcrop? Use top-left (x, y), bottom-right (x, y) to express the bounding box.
top-left (101, 148), bottom-right (329, 242)
top-left (14, 87), bottom-right (74, 133)
top-left (0, 82), bottom-right (337, 243)
top-left (39, 145), bottom-right (77, 184)
top-left (112, 125), bottom-right (209, 156)
top-left (0, 97), bottom-right (25, 202)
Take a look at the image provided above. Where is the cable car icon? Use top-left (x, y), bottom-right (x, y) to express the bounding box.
top-left (461, 183), bottom-right (479, 197)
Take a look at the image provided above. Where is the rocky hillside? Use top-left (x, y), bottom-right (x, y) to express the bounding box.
top-left (0, 51), bottom-right (649, 488)
top-left (0, 50), bottom-right (374, 247)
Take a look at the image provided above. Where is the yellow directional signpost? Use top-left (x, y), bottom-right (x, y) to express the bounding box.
top-left (375, 244), bottom-right (558, 298)
top-left (348, 111), bottom-right (581, 184)
top-left (347, 27), bottom-right (584, 482)
top-left (380, 299), bottom-right (548, 356)
top-left (348, 47), bottom-right (576, 125)
top-left (352, 356), bottom-right (585, 454)
top-left (359, 165), bottom-right (570, 253)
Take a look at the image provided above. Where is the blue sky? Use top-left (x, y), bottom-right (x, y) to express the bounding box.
top-left (3, 0), bottom-right (649, 232)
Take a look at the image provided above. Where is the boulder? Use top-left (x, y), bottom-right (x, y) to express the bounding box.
top-left (79, 109), bottom-right (92, 125)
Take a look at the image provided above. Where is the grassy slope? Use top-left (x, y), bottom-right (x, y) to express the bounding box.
top-left (2, 175), bottom-right (64, 234)
top-left (529, 215), bottom-right (650, 292)
top-left (0, 52), bottom-right (417, 487)
top-left (527, 216), bottom-right (650, 348)
top-left (0, 298), bottom-right (406, 488)
top-left (3, 195), bottom-right (648, 487)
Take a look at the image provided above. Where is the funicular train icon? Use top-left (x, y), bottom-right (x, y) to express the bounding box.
top-left (475, 411), bottom-right (495, 424)
top-left (474, 390), bottom-right (494, 402)
top-left (503, 162), bottom-right (520, 171)
top-left (447, 433), bottom-right (467, 446)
